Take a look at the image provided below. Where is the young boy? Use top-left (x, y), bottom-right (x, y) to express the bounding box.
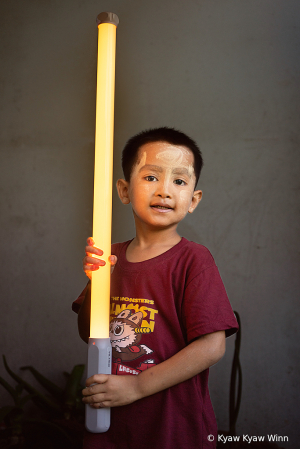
top-left (72, 127), bottom-right (238, 449)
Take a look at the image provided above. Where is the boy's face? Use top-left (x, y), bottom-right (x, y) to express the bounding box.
top-left (117, 141), bottom-right (202, 231)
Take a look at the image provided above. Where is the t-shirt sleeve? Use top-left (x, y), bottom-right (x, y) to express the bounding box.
top-left (72, 282), bottom-right (90, 314)
top-left (183, 265), bottom-right (238, 342)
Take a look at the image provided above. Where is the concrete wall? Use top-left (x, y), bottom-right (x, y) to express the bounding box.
top-left (1, 1), bottom-right (299, 446)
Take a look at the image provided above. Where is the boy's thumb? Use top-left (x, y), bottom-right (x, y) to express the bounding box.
top-left (109, 255), bottom-right (117, 265)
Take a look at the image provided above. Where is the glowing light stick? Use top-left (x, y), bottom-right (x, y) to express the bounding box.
top-left (86, 11), bottom-right (119, 433)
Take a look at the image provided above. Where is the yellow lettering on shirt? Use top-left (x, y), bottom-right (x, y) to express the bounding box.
top-left (110, 298), bottom-right (158, 332)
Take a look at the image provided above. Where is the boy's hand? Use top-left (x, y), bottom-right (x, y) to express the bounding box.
top-left (82, 374), bottom-right (140, 408)
top-left (83, 237), bottom-right (117, 280)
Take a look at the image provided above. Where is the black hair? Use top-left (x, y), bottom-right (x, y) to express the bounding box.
top-left (121, 127), bottom-right (203, 188)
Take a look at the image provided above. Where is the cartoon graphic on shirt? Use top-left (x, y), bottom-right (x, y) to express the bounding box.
top-left (110, 309), bottom-right (153, 362)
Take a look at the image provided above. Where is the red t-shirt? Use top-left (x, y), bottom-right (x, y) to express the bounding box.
top-left (73, 238), bottom-right (238, 449)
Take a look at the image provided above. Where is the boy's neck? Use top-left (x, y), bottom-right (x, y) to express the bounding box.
top-left (126, 226), bottom-right (182, 263)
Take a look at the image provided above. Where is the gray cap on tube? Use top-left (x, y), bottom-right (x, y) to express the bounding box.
top-left (96, 12), bottom-right (119, 27)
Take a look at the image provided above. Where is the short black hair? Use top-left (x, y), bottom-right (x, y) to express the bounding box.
top-left (121, 127), bottom-right (203, 187)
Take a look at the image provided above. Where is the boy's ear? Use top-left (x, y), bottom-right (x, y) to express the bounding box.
top-left (188, 190), bottom-right (202, 214)
top-left (116, 179), bottom-right (130, 204)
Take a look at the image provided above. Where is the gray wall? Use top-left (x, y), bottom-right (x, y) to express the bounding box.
top-left (1, 0), bottom-right (299, 446)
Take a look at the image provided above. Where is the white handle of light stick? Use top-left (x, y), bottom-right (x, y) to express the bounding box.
top-left (86, 338), bottom-right (112, 432)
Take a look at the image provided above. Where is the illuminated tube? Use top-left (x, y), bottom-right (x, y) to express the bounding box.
top-left (86, 12), bottom-right (119, 433)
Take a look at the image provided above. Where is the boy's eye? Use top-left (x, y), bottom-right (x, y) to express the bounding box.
top-left (174, 179), bottom-right (186, 186)
top-left (145, 176), bottom-right (157, 182)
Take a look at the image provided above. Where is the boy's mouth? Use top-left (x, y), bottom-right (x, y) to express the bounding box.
top-left (150, 203), bottom-right (173, 211)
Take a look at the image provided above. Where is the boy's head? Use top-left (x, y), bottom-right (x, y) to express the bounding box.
top-left (117, 127), bottom-right (203, 228)
top-left (121, 127), bottom-right (203, 188)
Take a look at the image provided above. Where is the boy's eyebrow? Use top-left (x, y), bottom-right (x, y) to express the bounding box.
top-left (138, 164), bottom-right (163, 173)
top-left (138, 165), bottom-right (193, 177)
top-left (172, 168), bottom-right (192, 178)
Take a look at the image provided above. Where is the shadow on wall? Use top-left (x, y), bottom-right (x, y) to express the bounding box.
top-left (217, 312), bottom-right (284, 449)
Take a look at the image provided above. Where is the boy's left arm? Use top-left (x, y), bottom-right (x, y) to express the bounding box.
top-left (82, 330), bottom-right (225, 408)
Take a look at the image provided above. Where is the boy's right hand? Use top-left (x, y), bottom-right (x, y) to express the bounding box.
top-left (83, 237), bottom-right (117, 280)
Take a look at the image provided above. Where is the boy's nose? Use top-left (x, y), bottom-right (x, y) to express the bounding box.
top-left (155, 180), bottom-right (172, 198)
top-left (157, 192), bottom-right (171, 198)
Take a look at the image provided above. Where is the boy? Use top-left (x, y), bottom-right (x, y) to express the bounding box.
top-left (73, 127), bottom-right (238, 449)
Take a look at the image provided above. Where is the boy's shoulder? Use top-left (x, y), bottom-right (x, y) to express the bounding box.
top-left (176, 238), bottom-right (216, 273)
top-left (180, 238), bottom-right (214, 259)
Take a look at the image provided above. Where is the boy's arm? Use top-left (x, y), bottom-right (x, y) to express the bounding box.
top-left (82, 330), bottom-right (225, 408)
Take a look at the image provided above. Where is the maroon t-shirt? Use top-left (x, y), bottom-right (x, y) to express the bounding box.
top-left (73, 238), bottom-right (238, 449)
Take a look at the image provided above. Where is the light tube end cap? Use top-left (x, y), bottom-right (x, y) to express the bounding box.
top-left (97, 12), bottom-right (119, 27)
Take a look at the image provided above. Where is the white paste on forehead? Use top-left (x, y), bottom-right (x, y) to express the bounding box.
top-left (155, 145), bottom-right (195, 178)
top-left (155, 144), bottom-right (189, 163)
top-left (132, 143), bottom-right (195, 181)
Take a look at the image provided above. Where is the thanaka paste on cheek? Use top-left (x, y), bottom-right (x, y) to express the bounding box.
top-left (177, 190), bottom-right (194, 215)
top-left (179, 189), bottom-right (193, 203)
